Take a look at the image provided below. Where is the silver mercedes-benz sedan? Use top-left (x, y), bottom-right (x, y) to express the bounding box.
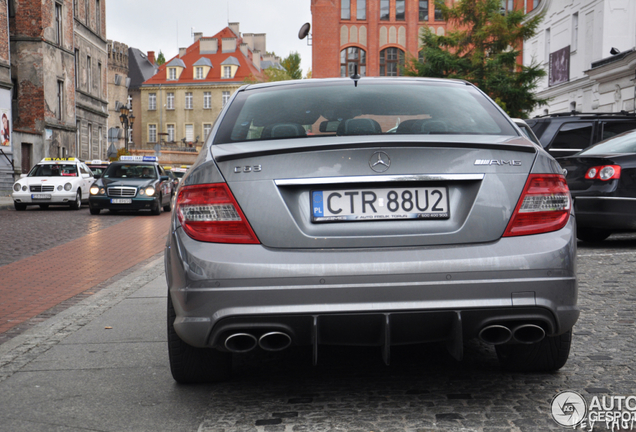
top-left (165, 78), bottom-right (578, 384)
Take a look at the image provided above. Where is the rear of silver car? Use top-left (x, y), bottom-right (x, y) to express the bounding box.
top-left (165, 78), bottom-right (577, 383)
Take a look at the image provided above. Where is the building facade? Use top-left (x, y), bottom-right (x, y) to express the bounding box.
top-left (128, 48), bottom-right (157, 150)
top-left (1, 0), bottom-right (14, 193)
top-left (140, 23), bottom-right (277, 150)
top-left (107, 40), bottom-right (129, 153)
top-left (523, 0), bottom-right (636, 116)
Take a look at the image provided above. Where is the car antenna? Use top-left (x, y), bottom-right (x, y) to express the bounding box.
top-left (350, 65), bottom-right (360, 87)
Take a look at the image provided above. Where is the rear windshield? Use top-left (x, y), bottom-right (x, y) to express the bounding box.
top-left (103, 164), bottom-right (157, 179)
top-left (214, 80), bottom-right (517, 144)
top-left (579, 130), bottom-right (636, 155)
top-left (29, 164), bottom-right (78, 177)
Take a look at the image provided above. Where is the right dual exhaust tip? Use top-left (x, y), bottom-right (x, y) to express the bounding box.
top-left (479, 324), bottom-right (545, 345)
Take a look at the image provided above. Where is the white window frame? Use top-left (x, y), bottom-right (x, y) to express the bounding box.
top-left (223, 66), bottom-right (232, 79)
top-left (168, 68), bottom-right (177, 80)
top-left (203, 91), bottom-right (211, 109)
top-left (185, 92), bottom-right (193, 109)
top-left (196, 67), bottom-right (204, 79)
top-left (166, 92), bottom-right (174, 110)
top-left (166, 124), bottom-right (175, 142)
top-left (222, 91), bottom-right (230, 107)
top-left (148, 93), bottom-right (156, 110)
top-left (148, 124), bottom-right (157, 143)
top-left (572, 13), bottom-right (579, 52)
top-left (185, 124), bottom-right (194, 142)
top-left (203, 123), bottom-right (212, 141)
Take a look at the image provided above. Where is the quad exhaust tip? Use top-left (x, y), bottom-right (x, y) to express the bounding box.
top-left (259, 332), bottom-right (292, 352)
top-left (479, 325), bottom-right (512, 345)
top-left (512, 324), bottom-right (545, 344)
top-left (224, 333), bottom-right (258, 353)
top-left (479, 323), bottom-right (546, 345)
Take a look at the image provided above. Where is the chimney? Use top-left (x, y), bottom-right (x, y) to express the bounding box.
top-left (179, 47), bottom-right (187, 58)
top-left (147, 51), bottom-right (155, 64)
top-left (194, 32), bottom-right (203, 42)
top-left (229, 22), bottom-right (240, 37)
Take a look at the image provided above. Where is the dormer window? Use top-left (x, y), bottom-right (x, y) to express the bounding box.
top-left (195, 67), bottom-right (204, 79)
top-left (223, 66), bottom-right (232, 78)
top-left (168, 68), bottom-right (177, 80)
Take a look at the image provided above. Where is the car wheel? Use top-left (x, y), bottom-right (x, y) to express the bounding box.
top-left (39, 204), bottom-right (49, 209)
top-left (577, 227), bottom-right (611, 243)
top-left (90, 208), bottom-right (100, 215)
top-left (151, 195), bottom-right (162, 215)
top-left (14, 202), bottom-right (26, 211)
top-left (167, 294), bottom-right (231, 384)
top-left (495, 330), bottom-right (572, 372)
top-left (70, 190), bottom-right (82, 210)
top-left (163, 195), bottom-right (172, 212)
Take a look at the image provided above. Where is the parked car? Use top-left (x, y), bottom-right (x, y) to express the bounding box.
top-left (558, 129), bottom-right (636, 242)
top-left (12, 157), bottom-right (94, 211)
top-left (165, 77), bottom-right (578, 383)
top-left (88, 156), bottom-right (172, 215)
top-left (525, 111), bottom-right (636, 158)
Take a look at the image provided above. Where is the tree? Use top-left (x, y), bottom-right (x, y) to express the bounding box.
top-left (406, 0), bottom-right (546, 118)
top-left (156, 51), bottom-right (166, 66)
top-left (281, 52), bottom-right (302, 80)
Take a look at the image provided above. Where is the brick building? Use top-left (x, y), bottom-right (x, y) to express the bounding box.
top-left (310, 0), bottom-right (542, 79)
top-left (139, 23), bottom-right (279, 150)
top-left (107, 40), bottom-right (129, 152)
top-left (1, 1), bottom-right (13, 193)
top-left (4, 0), bottom-right (107, 193)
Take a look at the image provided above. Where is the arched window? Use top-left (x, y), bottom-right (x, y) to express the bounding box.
top-left (380, 48), bottom-right (405, 76)
top-left (340, 47), bottom-right (367, 77)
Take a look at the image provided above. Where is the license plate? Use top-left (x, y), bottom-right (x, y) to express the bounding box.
top-left (311, 186), bottom-right (450, 222)
top-left (32, 194), bottom-right (51, 200)
top-left (111, 198), bottom-right (132, 204)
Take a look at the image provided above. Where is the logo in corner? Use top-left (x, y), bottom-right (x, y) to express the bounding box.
top-left (551, 391), bottom-right (587, 427)
top-left (370, 151), bottom-right (391, 173)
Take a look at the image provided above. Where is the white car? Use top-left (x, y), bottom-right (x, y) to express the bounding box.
top-left (12, 157), bottom-right (94, 211)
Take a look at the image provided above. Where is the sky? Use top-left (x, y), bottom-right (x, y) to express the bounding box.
top-left (106, 0), bottom-right (313, 74)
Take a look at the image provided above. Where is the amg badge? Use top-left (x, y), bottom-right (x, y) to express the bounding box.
top-left (474, 160), bottom-right (522, 166)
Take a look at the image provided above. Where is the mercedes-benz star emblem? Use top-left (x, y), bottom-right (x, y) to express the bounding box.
top-left (370, 151), bottom-right (391, 173)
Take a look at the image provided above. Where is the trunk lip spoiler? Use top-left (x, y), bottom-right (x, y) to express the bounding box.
top-left (274, 174), bottom-right (485, 186)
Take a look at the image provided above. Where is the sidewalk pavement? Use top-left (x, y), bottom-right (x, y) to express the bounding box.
top-left (0, 195), bottom-right (13, 210)
top-left (0, 256), bottom-right (211, 431)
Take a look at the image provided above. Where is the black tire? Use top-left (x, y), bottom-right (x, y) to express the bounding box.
top-left (90, 208), bottom-right (100, 215)
top-left (163, 195), bottom-right (172, 212)
top-left (496, 330), bottom-right (572, 372)
top-left (151, 195), bottom-right (162, 215)
top-left (14, 202), bottom-right (27, 211)
top-left (167, 294), bottom-right (231, 384)
top-left (577, 227), bottom-right (611, 243)
top-left (70, 189), bottom-right (82, 210)
top-left (39, 204), bottom-right (49, 209)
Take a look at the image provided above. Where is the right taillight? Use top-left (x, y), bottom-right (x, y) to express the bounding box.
top-left (176, 183), bottom-right (260, 244)
top-left (503, 174), bottom-right (571, 237)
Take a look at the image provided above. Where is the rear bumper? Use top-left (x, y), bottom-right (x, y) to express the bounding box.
top-left (165, 218), bottom-right (578, 350)
top-left (574, 196), bottom-right (636, 230)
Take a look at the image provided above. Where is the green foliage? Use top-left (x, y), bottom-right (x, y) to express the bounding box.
top-left (406, 0), bottom-right (547, 118)
top-left (156, 51), bottom-right (166, 66)
top-left (110, 147), bottom-right (130, 162)
top-left (281, 52), bottom-right (302, 80)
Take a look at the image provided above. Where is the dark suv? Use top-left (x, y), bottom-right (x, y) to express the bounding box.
top-left (526, 111), bottom-right (636, 158)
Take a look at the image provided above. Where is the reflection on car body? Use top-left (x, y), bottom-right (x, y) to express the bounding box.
top-left (88, 156), bottom-right (172, 215)
top-left (164, 77), bottom-right (578, 384)
top-left (558, 129), bottom-right (636, 242)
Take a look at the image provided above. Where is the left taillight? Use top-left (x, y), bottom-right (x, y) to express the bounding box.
top-left (176, 183), bottom-right (260, 244)
top-left (503, 174), bottom-right (571, 237)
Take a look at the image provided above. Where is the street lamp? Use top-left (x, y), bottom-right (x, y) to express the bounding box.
top-left (119, 105), bottom-right (135, 151)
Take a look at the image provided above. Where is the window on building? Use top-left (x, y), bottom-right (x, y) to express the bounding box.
top-left (195, 67), bottom-right (204, 79)
top-left (148, 93), bottom-right (156, 110)
top-left (340, 47), bottom-right (367, 77)
top-left (97, 62), bottom-right (102, 97)
top-left (127, 95), bottom-right (132, 109)
top-left (185, 92), bottom-right (193, 109)
top-left (167, 124), bottom-right (175, 142)
top-left (98, 126), bottom-right (102, 156)
top-left (148, 124), bottom-right (157, 142)
top-left (76, 121), bottom-right (81, 156)
top-left (395, 0), bottom-right (405, 20)
top-left (57, 80), bottom-right (64, 120)
top-left (74, 49), bottom-right (80, 88)
top-left (86, 56), bottom-right (91, 92)
top-left (500, 0), bottom-right (513, 14)
top-left (88, 124), bottom-right (92, 158)
top-left (85, 0), bottom-right (89, 24)
top-left (166, 92), bottom-right (174, 109)
top-left (223, 66), bottom-right (232, 78)
top-left (572, 13), bottom-right (579, 52)
top-left (95, 0), bottom-right (100, 34)
top-left (185, 124), bottom-right (194, 142)
top-left (168, 68), bottom-right (177, 80)
top-left (73, 0), bottom-right (77, 18)
top-left (55, 3), bottom-right (62, 46)
top-left (341, 0), bottom-right (351, 20)
top-left (9, 0), bottom-right (15, 17)
top-left (380, 0), bottom-right (390, 20)
top-left (434, 1), bottom-right (444, 20)
top-left (203, 123), bottom-right (212, 141)
top-left (204, 92), bottom-right (211, 109)
top-left (222, 91), bottom-right (230, 107)
top-left (545, 28), bottom-right (551, 63)
top-left (419, 0), bottom-right (428, 21)
top-left (380, 48), bottom-right (405, 76)
top-left (357, 0), bottom-right (366, 20)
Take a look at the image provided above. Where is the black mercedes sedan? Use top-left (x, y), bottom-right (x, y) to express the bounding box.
top-left (558, 129), bottom-right (636, 242)
top-left (88, 156), bottom-right (173, 215)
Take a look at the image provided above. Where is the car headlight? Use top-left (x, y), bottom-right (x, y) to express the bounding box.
top-left (90, 186), bottom-right (100, 195)
top-left (145, 186), bottom-right (155, 196)
top-left (22, 185), bottom-right (27, 191)
top-left (64, 183), bottom-right (72, 191)
top-left (13, 183), bottom-right (21, 192)
top-left (57, 185), bottom-right (63, 191)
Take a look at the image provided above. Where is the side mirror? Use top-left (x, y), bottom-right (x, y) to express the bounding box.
top-left (82, 173), bottom-right (90, 178)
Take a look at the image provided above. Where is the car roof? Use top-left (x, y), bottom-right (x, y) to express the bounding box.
top-left (240, 77), bottom-right (472, 92)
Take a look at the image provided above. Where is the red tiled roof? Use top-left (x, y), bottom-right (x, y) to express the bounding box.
top-left (143, 27), bottom-right (264, 85)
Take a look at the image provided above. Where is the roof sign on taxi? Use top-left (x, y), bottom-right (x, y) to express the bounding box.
top-left (119, 156), bottom-right (158, 162)
top-left (42, 157), bottom-right (78, 162)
